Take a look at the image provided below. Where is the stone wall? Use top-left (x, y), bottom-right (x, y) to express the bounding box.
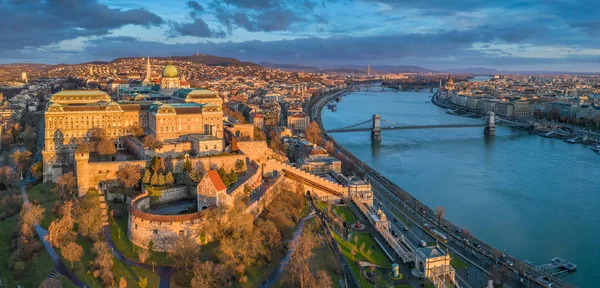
top-left (75, 151), bottom-right (146, 196)
top-left (236, 141), bottom-right (286, 164)
top-left (223, 161), bottom-right (262, 206)
top-left (263, 159), bottom-right (346, 198)
top-left (143, 185), bottom-right (190, 204)
top-left (246, 175), bottom-right (285, 216)
top-left (171, 154), bottom-right (246, 174)
top-left (127, 192), bottom-right (206, 252)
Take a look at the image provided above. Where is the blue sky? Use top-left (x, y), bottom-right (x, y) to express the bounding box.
top-left (2, 0), bottom-right (600, 71)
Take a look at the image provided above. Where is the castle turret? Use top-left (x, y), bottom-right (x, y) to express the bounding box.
top-left (75, 152), bottom-right (90, 196)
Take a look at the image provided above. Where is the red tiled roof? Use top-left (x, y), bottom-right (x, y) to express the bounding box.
top-left (207, 170), bottom-right (226, 191)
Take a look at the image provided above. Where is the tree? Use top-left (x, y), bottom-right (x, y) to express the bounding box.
top-left (116, 164), bottom-right (142, 198)
top-left (359, 242), bottom-right (365, 254)
top-left (142, 169), bottom-right (151, 184)
top-left (11, 150), bottom-right (32, 171)
top-left (315, 270), bottom-right (333, 288)
top-left (21, 203), bottom-right (45, 226)
top-left (168, 237), bottom-right (200, 277)
top-left (253, 126), bottom-right (266, 141)
top-left (353, 235), bottom-right (358, 246)
top-left (137, 248), bottom-right (150, 263)
top-left (138, 278), bottom-right (148, 288)
top-left (142, 135), bottom-right (163, 149)
top-left (119, 277), bottom-right (128, 288)
top-left (54, 172), bottom-right (77, 199)
top-left (435, 207), bottom-right (445, 227)
top-left (129, 123), bottom-right (145, 137)
top-left (39, 278), bottom-right (63, 288)
top-left (461, 229), bottom-right (472, 248)
top-left (165, 172), bottom-right (175, 185)
top-left (97, 139), bottom-right (116, 159)
top-left (76, 197), bottom-right (102, 240)
top-left (190, 260), bottom-right (231, 288)
top-left (306, 121), bottom-right (323, 146)
top-left (31, 161), bottom-right (43, 180)
top-left (1, 133), bottom-right (13, 147)
top-left (149, 156), bottom-right (164, 173)
top-left (75, 142), bottom-right (90, 154)
top-left (324, 140), bottom-right (335, 154)
top-left (47, 214), bottom-right (76, 248)
top-left (150, 172), bottom-right (159, 186)
top-left (235, 159), bottom-right (246, 174)
top-left (157, 173), bottom-right (166, 186)
top-left (61, 241), bottom-right (83, 267)
top-left (91, 241), bottom-right (115, 287)
top-left (23, 124), bottom-right (36, 145)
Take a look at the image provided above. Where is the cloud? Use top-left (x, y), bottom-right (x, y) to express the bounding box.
top-left (0, 0), bottom-right (163, 50)
top-left (168, 1), bottom-right (226, 38)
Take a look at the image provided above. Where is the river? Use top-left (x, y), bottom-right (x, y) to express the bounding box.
top-left (321, 90), bottom-right (599, 287)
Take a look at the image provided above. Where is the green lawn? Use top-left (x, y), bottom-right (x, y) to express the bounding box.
top-left (331, 229), bottom-right (394, 288)
top-left (450, 252), bottom-right (469, 270)
top-left (58, 275), bottom-right (79, 288)
top-left (26, 182), bottom-right (58, 229)
top-left (108, 202), bottom-right (172, 266)
top-left (0, 213), bottom-right (54, 287)
top-left (334, 205), bottom-right (359, 223)
top-left (59, 236), bottom-right (160, 288)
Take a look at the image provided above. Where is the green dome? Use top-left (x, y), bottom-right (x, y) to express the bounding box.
top-left (162, 61), bottom-right (179, 78)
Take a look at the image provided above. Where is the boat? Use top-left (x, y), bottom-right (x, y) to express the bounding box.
top-left (331, 105), bottom-right (337, 112)
top-left (445, 109), bottom-right (454, 114)
top-left (564, 137), bottom-right (582, 144)
top-left (590, 144), bottom-right (600, 152)
top-left (540, 131), bottom-right (555, 138)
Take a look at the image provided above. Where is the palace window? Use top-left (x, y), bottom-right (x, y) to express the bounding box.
top-left (153, 230), bottom-right (158, 235)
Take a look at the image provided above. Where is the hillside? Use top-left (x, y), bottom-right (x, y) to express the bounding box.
top-left (112, 54), bottom-right (259, 67)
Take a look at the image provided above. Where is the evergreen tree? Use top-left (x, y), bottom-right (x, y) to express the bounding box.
top-left (150, 173), bottom-right (159, 186)
top-left (165, 172), bottom-right (174, 185)
top-left (142, 169), bottom-right (151, 184)
top-left (157, 173), bottom-right (166, 186)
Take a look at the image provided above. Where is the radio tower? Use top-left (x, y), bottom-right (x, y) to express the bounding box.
top-left (367, 65), bottom-right (371, 77)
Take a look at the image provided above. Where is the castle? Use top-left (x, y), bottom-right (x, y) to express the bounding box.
top-left (42, 61), bottom-right (223, 182)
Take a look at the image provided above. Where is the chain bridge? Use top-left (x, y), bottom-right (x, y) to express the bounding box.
top-left (327, 112), bottom-right (531, 141)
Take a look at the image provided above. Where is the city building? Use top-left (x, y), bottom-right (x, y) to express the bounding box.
top-left (415, 245), bottom-right (456, 287)
top-left (287, 112), bottom-right (310, 131)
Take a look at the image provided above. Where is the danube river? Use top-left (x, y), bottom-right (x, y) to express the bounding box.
top-left (322, 90), bottom-right (599, 287)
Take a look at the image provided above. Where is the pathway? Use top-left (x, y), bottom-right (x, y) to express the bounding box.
top-left (260, 212), bottom-right (315, 288)
top-left (19, 183), bottom-right (87, 287)
top-left (99, 186), bottom-right (175, 288)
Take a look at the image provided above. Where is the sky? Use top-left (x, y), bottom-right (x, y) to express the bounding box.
top-left (1, 0), bottom-right (600, 71)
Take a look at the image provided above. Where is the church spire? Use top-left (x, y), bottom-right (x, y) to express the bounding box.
top-left (146, 55), bottom-right (151, 80)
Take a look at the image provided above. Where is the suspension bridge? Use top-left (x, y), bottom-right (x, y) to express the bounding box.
top-left (327, 112), bottom-right (531, 141)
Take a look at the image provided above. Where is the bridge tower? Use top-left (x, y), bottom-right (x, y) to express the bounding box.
top-left (484, 111), bottom-right (496, 136)
top-left (371, 114), bottom-right (382, 141)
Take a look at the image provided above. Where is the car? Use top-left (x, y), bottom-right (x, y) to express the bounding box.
top-left (420, 240), bottom-right (427, 247)
top-left (404, 226), bottom-right (409, 231)
top-left (393, 218), bottom-right (398, 222)
top-left (506, 259), bottom-right (514, 267)
top-left (474, 243), bottom-right (481, 248)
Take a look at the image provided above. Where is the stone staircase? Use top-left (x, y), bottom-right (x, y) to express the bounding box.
top-left (97, 187), bottom-right (109, 227)
top-left (48, 269), bottom-right (61, 279)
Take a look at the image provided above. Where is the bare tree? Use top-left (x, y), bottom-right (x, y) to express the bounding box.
top-left (435, 206), bottom-right (445, 227)
top-left (142, 135), bottom-right (164, 149)
top-left (306, 121), bottom-right (323, 146)
top-left (137, 248), bottom-right (151, 263)
top-left (54, 172), bottom-right (77, 199)
top-left (97, 139), bottom-right (116, 160)
top-left (168, 236), bottom-right (200, 276)
top-left (61, 241), bottom-right (83, 267)
top-left (116, 164), bottom-right (142, 199)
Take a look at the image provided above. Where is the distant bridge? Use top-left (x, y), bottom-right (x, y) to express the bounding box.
top-left (327, 113), bottom-right (530, 141)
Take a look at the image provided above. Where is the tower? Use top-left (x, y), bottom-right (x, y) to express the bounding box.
top-left (89, 66), bottom-right (93, 75)
top-left (75, 152), bottom-right (90, 196)
top-left (484, 111), bottom-right (496, 136)
top-left (21, 72), bottom-right (27, 83)
top-left (146, 55), bottom-right (151, 80)
top-left (367, 65), bottom-right (371, 77)
top-left (371, 114), bottom-right (381, 141)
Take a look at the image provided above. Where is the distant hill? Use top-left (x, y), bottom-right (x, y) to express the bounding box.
top-left (442, 67), bottom-right (501, 75)
top-left (113, 54), bottom-right (259, 67)
top-left (369, 65), bottom-right (437, 73)
top-left (259, 62), bottom-right (319, 71)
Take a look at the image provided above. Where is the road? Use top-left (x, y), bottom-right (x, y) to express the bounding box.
top-left (311, 88), bottom-right (568, 288)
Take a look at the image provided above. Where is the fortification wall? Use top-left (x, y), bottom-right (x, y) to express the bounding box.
top-left (264, 159), bottom-right (346, 197)
top-left (127, 192), bottom-right (205, 252)
top-left (171, 154), bottom-right (246, 173)
top-left (247, 175), bottom-right (285, 216)
top-left (224, 161), bottom-right (262, 205)
top-left (75, 152), bottom-right (146, 196)
top-left (143, 185), bottom-right (190, 204)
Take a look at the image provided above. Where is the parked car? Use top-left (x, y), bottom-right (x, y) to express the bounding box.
top-left (404, 226), bottom-right (409, 231)
top-left (420, 240), bottom-right (427, 247)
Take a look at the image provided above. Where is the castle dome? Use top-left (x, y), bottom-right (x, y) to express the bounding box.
top-left (162, 61), bottom-right (179, 78)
